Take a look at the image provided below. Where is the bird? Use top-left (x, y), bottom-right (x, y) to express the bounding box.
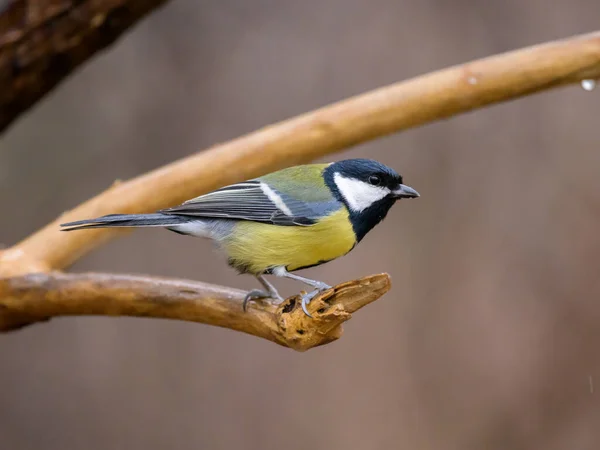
top-left (60, 158), bottom-right (419, 317)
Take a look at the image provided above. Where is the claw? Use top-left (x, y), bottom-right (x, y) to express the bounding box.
top-left (301, 294), bottom-right (313, 318)
top-left (242, 289), bottom-right (270, 312)
top-left (299, 289), bottom-right (324, 318)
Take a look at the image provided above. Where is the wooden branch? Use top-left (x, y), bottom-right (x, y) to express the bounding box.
top-left (0, 30), bottom-right (598, 343)
top-left (0, 272), bottom-right (391, 350)
top-left (0, 0), bottom-right (170, 133)
top-left (2, 31), bottom-right (599, 276)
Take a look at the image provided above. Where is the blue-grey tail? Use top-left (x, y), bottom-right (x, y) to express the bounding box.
top-left (60, 213), bottom-right (189, 231)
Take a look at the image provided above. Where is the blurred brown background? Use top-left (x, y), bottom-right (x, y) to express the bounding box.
top-left (1, 1), bottom-right (600, 449)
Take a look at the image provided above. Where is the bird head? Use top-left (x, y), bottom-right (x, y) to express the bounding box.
top-left (324, 158), bottom-right (419, 241)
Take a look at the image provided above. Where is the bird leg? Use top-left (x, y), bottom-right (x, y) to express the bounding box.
top-left (243, 275), bottom-right (284, 312)
top-left (272, 267), bottom-right (331, 317)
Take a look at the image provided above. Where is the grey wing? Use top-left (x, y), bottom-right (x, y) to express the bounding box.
top-left (160, 180), bottom-right (335, 226)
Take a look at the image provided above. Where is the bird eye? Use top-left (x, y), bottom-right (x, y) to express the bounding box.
top-left (368, 175), bottom-right (381, 186)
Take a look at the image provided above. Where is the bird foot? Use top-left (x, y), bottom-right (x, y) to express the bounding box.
top-left (243, 289), bottom-right (280, 312)
top-left (244, 284), bottom-right (332, 318)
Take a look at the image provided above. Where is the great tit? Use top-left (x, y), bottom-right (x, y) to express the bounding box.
top-left (61, 158), bottom-right (419, 316)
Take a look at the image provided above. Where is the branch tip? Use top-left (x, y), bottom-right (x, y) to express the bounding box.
top-left (272, 274), bottom-right (391, 351)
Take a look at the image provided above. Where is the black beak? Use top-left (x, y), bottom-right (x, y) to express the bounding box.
top-left (391, 184), bottom-right (420, 199)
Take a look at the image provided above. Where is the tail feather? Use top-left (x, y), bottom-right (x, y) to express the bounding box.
top-left (60, 213), bottom-right (188, 231)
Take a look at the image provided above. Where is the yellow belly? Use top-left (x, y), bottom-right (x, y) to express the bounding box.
top-left (223, 208), bottom-right (356, 274)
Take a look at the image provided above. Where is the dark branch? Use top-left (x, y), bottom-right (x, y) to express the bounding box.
top-left (0, 0), bottom-right (170, 133)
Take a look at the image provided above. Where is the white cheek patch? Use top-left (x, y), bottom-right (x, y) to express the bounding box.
top-left (260, 182), bottom-right (292, 216)
top-left (333, 173), bottom-right (390, 212)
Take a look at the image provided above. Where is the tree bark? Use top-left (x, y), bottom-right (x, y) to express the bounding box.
top-left (0, 0), bottom-right (169, 132)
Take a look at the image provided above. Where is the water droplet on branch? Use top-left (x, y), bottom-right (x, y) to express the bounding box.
top-left (581, 79), bottom-right (596, 91)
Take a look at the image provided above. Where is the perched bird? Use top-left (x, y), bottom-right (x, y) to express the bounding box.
top-left (61, 159), bottom-right (419, 316)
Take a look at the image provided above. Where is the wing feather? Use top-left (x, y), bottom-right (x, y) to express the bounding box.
top-left (160, 180), bottom-right (334, 226)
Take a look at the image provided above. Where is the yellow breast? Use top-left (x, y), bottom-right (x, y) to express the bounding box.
top-left (223, 208), bottom-right (356, 274)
